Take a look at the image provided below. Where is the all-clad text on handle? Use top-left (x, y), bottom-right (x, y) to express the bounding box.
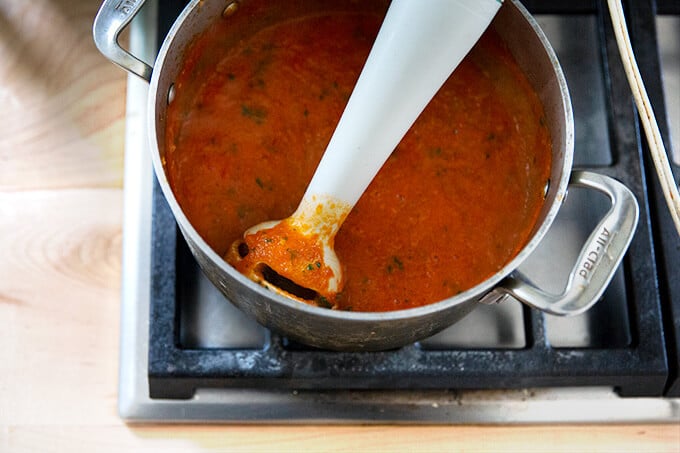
top-left (482, 170), bottom-right (639, 316)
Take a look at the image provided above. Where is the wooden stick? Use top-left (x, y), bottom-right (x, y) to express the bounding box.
top-left (607, 0), bottom-right (680, 237)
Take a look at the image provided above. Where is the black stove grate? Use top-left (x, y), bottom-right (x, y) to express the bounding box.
top-left (147, 0), bottom-right (679, 400)
top-left (626, 0), bottom-right (680, 396)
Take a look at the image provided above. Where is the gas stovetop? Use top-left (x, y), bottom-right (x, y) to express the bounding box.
top-left (118, 0), bottom-right (680, 422)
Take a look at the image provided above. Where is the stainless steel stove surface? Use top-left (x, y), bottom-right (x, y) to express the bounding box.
top-left (118, 0), bottom-right (680, 422)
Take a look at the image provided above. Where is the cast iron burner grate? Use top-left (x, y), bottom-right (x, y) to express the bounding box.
top-left (147, 0), bottom-right (680, 400)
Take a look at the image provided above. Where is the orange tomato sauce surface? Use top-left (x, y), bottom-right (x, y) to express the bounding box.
top-left (165, 7), bottom-right (552, 312)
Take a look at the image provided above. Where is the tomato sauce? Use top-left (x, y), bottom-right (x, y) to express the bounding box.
top-left (165, 7), bottom-right (552, 312)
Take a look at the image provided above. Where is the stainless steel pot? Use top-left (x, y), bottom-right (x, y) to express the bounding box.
top-left (94, 0), bottom-right (639, 351)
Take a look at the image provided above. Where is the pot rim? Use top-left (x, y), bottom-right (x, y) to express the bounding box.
top-left (147, 0), bottom-right (574, 322)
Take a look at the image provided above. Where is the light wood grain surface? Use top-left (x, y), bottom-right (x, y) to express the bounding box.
top-left (0, 0), bottom-right (678, 451)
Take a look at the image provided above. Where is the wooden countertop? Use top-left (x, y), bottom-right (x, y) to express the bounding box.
top-left (0, 0), bottom-right (678, 451)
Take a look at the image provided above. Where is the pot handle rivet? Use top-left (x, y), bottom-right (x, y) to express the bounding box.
top-left (167, 84), bottom-right (176, 105)
top-left (223, 1), bottom-right (240, 19)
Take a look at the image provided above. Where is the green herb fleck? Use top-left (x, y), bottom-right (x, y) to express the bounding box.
top-left (254, 177), bottom-right (273, 191)
top-left (317, 296), bottom-right (332, 309)
top-left (428, 147), bottom-right (443, 158)
top-left (306, 262), bottom-right (322, 271)
top-left (241, 104), bottom-right (267, 124)
top-left (386, 256), bottom-right (404, 273)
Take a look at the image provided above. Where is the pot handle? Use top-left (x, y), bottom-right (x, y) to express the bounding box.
top-left (484, 170), bottom-right (639, 316)
top-left (93, 0), bottom-right (152, 82)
